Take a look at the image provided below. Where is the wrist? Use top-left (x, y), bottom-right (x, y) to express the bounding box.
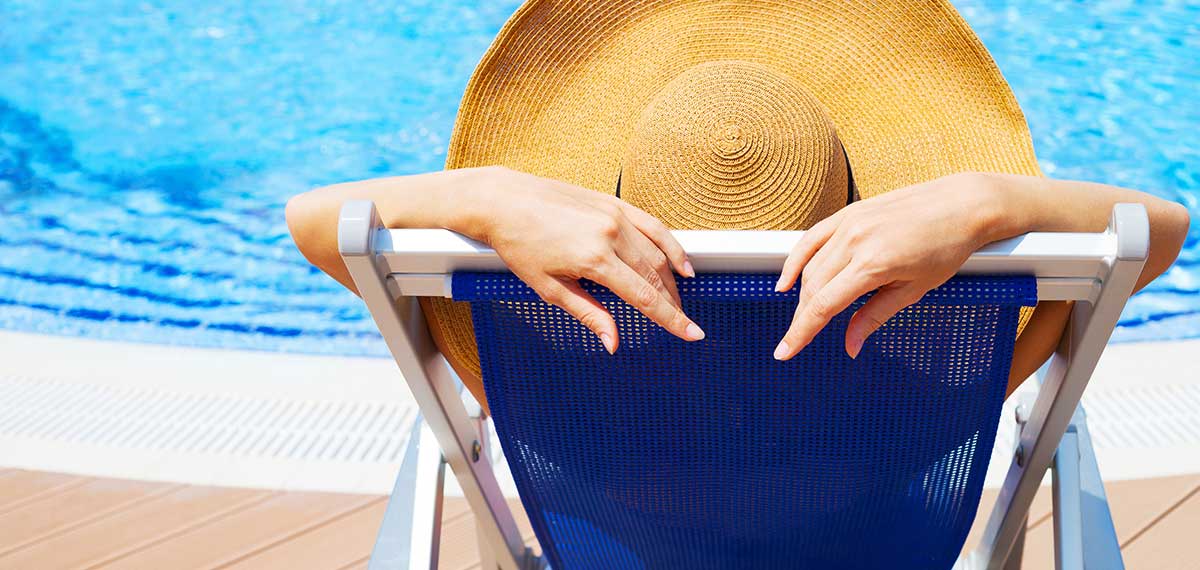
top-left (441, 166), bottom-right (506, 242)
top-left (955, 171), bottom-right (1041, 245)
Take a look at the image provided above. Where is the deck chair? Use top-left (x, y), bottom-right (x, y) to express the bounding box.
top-left (339, 200), bottom-right (1147, 570)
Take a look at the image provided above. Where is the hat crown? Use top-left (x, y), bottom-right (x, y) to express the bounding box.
top-left (621, 61), bottom-right (848, 230)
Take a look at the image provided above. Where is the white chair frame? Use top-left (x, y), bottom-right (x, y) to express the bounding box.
top-left (338, 201), bottom-right (1149, 570)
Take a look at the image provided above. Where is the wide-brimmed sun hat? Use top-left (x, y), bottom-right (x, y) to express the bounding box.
top-left (423, 0), bottom-right (1042, 380)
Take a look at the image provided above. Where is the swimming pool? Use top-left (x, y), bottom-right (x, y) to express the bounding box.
top-left (0, 0), bottom-right (1196, 356)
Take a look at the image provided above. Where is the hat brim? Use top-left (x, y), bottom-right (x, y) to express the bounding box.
top-left (427, 0), bottom-right (1041, 381)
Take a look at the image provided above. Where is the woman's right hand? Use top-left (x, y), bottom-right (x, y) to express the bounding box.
top-left (460, 167), bottom-right (705, 353)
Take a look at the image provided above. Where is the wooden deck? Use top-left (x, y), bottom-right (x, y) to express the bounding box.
top-left (0, 469), bottom-right (382, 569)
top-left (0, 469), bottom-right (1195, 569)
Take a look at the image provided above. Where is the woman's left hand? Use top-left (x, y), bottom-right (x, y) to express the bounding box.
top-left (773, 173), bottom-right (1006, 360)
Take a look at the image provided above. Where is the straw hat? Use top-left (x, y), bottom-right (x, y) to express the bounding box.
top-left (422, 0), bottom-right (1042, 381)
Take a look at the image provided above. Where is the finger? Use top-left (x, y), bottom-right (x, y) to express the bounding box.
top-left (844, 284), bottom-right (923, 359)
top-left (795, 239), bottom-right (848, 315)
top-left (656, 255), bottom-right (682, 308)
top-left (777, 212), bottom-right (842, 292)
top-left (616, 229), bottom-right (682, 309)
top-left (586, 257), bottom-right (704, 342)
top-left (618, 203), bottom-right (694, 277)
top-left (775, 264), bottom-right (882, 360)
top-left (535, 277), bottom-right (620, 353)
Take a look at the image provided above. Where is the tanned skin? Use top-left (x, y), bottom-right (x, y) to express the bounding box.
top-left (287, 167), bottom-right (1190, 409)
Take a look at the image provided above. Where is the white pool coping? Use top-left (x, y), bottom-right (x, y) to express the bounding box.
top-left (1, 329), bottom-right (1198, 496)
top-left (984, 338), bottom-right (1200, 487)
top-left (0, 330), bottom-right (417, 494)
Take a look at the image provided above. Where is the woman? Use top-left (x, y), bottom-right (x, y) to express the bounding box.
top-left (285, 2), bottom-right (1189, 412)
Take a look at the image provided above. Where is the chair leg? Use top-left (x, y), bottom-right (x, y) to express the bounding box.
top-left (1003, 518), bottom-right (1026, 570)
top-left (369, 420), bottom-right (446, 570)
top-left (1053, 427), bottom-right (1084, 570)
top-left (1054, 406), bottom-right (1124, 570)
top-left (478, 519), bottom-right (499, 570)
top-left (474, 414), bottom-right (500, 570)
top-left (340, 201), bottom-right (529, 570)
top-left (1004, 404), bottom-right (1030, 570)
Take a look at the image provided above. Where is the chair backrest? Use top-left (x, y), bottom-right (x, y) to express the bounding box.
top-left (456, 271), bottom-right (1037, 570)
top-left (339, 201), bottom-right (1147, 570)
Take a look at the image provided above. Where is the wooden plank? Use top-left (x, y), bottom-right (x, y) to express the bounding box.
top-left (221, 497), bottom-right (387, 570)
top-left (0, 470), bottom-right (87, 514)
top-left (438, 498), bottom-right (538, 570)
top-left (99, 491), bottom-right (379, 569)
top-left (1111, 475), bottom-right (1200, 545)
top-left (334, 557), bottom-right (370, 570)
top-left (963, 484), bottom-right (1054, 555)
top-left (1020, 474), bottom-right (1200, 568)
top-left (440, 501), bottom-right (489, 570)
top-left (0, 484), bottom-right (272, 569)
top-left (442, 497), bottom-right (473, 527)
top-left (1120, 482), bottom-right (1200, 570)
top-left (0, 476), bottom-right (179, 557)
top-left (437, 497), bottom-right (486, 570)
top-left (0, 469), bottom-right (1189, 570)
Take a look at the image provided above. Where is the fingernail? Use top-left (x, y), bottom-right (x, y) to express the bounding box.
top-left (683, 260), bottom-right (696, 278)
top-left (773, 340), bottom-right (790, 360)
top-left (600, 333), bottom-right (615, 354)
top-left (847, 341), bottom-right (862, 359)
top-left (685, 323), bottom-right (705, 340)
top-left (774, 277), bottom-right (786, 292)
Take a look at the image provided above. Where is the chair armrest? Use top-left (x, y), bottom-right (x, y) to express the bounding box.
top-left (1051, 406), bottom-right (1124, 570)
top-left (369, 419), bottom-right (446, 570)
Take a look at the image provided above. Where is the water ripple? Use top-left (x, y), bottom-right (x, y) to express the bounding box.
top-left (0, 0), bottom-right (1195, 355)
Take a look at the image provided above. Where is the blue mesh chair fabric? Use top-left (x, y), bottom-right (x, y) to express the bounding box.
top-left (455, 272), bottom-right (1037, 570)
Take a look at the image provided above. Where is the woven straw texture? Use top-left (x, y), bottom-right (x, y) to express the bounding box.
top-left (426, 0), bottom-right (1043, 379)
top-left (457, 271), bottom-right (1036, 569)
top-left (622, 60), bottom-right (848, 230)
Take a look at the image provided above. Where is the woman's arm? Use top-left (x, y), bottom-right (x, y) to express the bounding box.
top-left (286, 165), bottom-right (705, 351)
top-left (288, 166), bottom-right (707, 410)
top-left (774, 172), bottom-right (1190, 395)
top-left (979, 173), bottom-right (1190, 393)
top-left (286, 167), bottom-right (492, 293)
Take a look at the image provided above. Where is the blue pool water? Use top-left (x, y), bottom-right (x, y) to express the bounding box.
top-left (0, 0), bottom-right (1196, 356)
